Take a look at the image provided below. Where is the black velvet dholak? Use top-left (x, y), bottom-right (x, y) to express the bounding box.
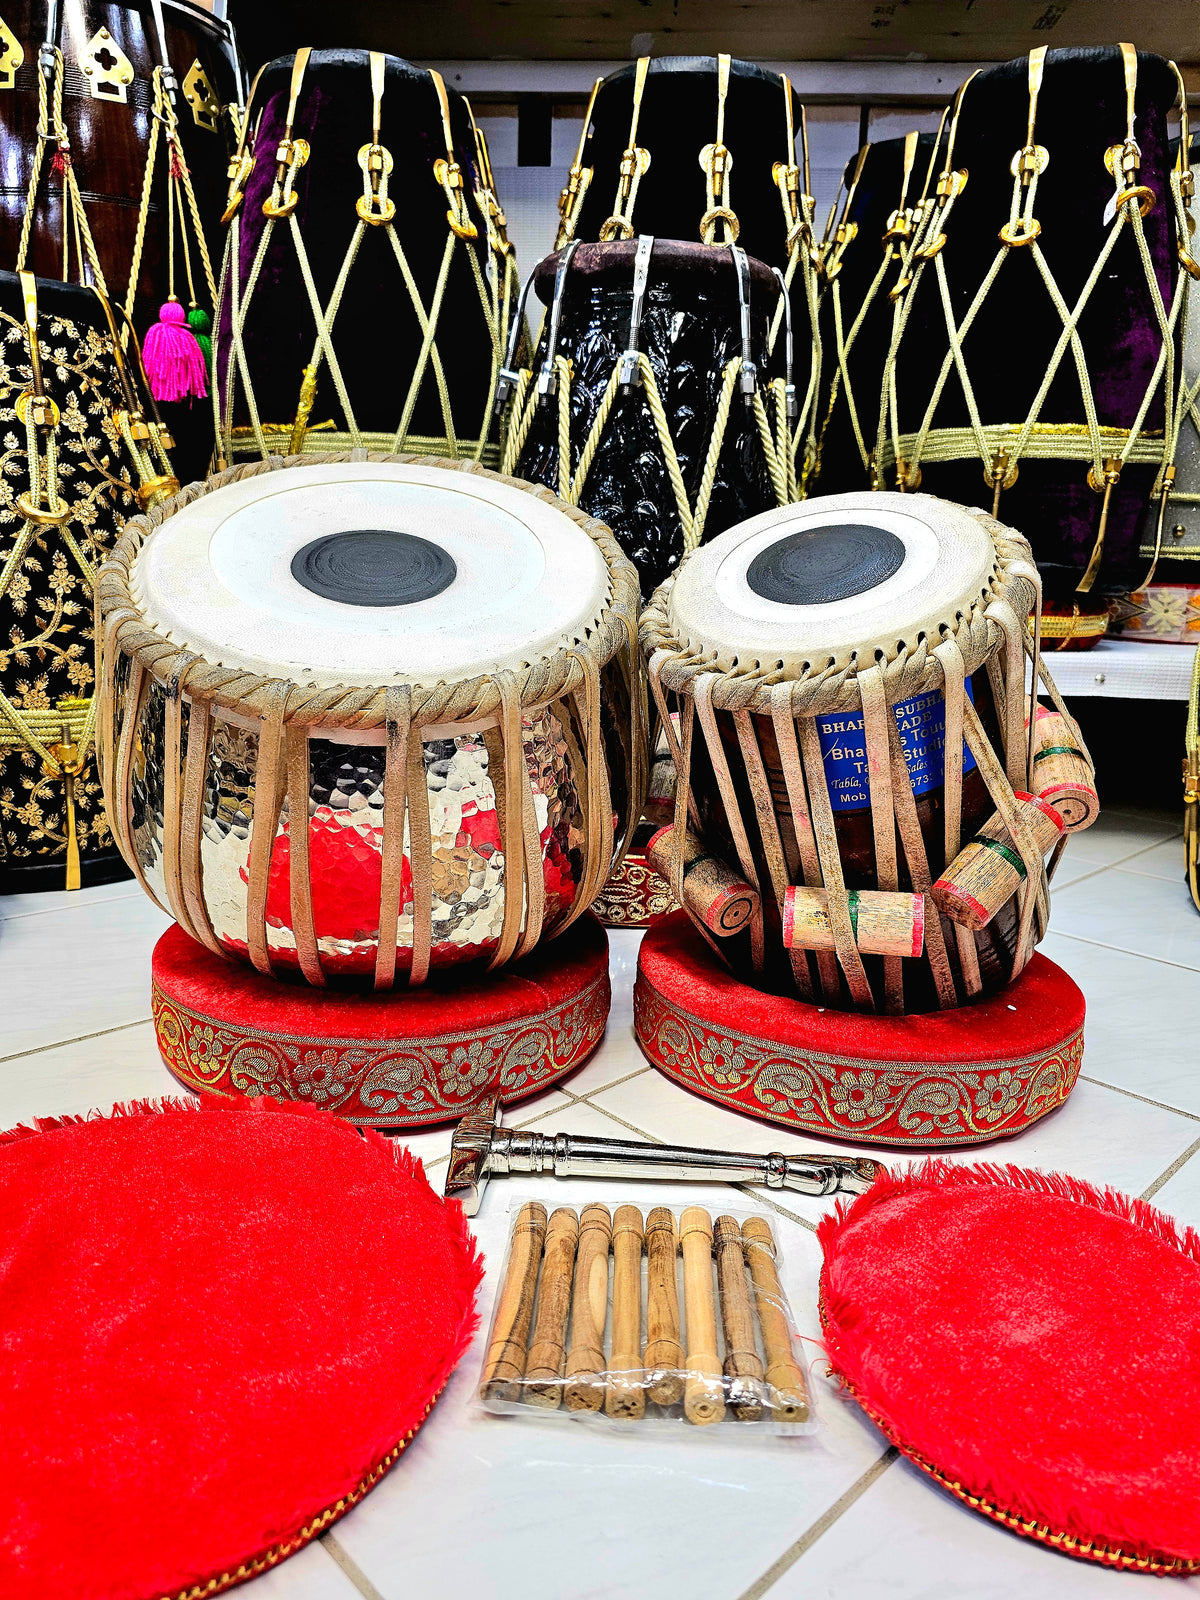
top-left (884, 47), bottom-right (1178, 601)
top-left (816, 133), bottom-right (943, 493)
top-left (218, 51), bottom-right (496, 446)
top-left (570, 58), bottom-right (799, 271)
top-left (515, 240), bottom-right (779, 595)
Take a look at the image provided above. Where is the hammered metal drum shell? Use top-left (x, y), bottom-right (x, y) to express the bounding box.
top-left (100, 454), bottom-right (643, 985)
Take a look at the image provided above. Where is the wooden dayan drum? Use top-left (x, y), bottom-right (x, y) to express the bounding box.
top-left (97, 453), bottom-right (643, 988)
top-left (641, 490), bottom-right (1090, 1017)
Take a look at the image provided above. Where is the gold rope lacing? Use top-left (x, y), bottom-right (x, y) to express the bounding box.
top-left (213, 52), bottom-right (516, 470)
top-left (15, 45), bottom-right (108, 292)
top-left (870, 45), bottom-right (1191, 601)
top-left (124, 66), bottom-right (220, 335)
top-left (506, 64), bottom-right (823, 504)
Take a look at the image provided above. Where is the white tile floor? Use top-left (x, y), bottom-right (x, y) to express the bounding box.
top-left (1, 800), bottom-right (1197, 1598)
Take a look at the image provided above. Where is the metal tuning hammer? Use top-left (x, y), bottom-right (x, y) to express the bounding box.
top-left (618, 232), bottom-right (654, 392)
top-left (536, 238), bottom-right (579, 408)
top-left (444, 1096), bottom-right (883, 1216)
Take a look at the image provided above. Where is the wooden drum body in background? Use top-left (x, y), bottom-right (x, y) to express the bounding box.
top-left (97, 455), bottom-right (643, 986)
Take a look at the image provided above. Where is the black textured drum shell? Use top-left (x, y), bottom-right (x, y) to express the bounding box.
top-left (570, 57), bottom-right (796, 270)
top-left (218, 49), bottom-right (495, 444)
top-left (516, 240), bottom-right (779, 596)
top-left (880, 48), bottom-right (1177, 600)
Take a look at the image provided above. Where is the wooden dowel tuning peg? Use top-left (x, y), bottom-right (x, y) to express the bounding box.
top-left (606, 1205), bottom-right (646, 1420)
top-left (741, 1216), bottom-right (809, 1423)
top-left (644, 1206), bottom-right (684, 1406)
top-left (782, 886), bottom-right (924, 959)
top-left (646, 825), bottom-right (760, 936)
top-left (714, 1215), bottom-right (765, 1420)
top-left (564, 1202), bottom-right (612, 1413)
top-left (679, 1206), bottom-right (725, 1425)
top-left (931, 791), bottom-right (1064, 930)
top-left (480, 1200), bottom-right (547, 1404)
top-left (525, 1207), bottom-right (579, 1408)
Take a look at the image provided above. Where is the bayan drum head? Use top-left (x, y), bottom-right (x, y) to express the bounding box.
top-left (663, 491), bottom-right (999, 676)
top-left (131, 460), bottom-right (610, 690)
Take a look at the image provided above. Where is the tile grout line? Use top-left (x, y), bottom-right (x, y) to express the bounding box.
top-left (0, 1015), bottom-right (151, 1065)
top-left (1048, 929), bottom-right (1200, 974)
top-left (1080, 1074), bottom-right (1200, 1125)
top-left (320, 1532), bottom-right (389, 1600)
top-left (734, 1448), bottom-right (900, 1600)
top-left (1141, 1134), bottom-right (1200, 1203)
top-left (0, 888), bottom-right (143, 924)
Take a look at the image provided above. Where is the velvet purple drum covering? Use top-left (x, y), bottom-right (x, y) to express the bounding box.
top-left (217, 49), bottom-right (497, 452)
top-left (871, 47), bottom-right (1178, 604)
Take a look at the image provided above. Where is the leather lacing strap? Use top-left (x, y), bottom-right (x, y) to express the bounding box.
top-left (732, 707), bottom-right (812, 998)
top-left (161, 654), bottom-right (200, 947)
top-left (796, 714), bottom-right (874, 1012)
top-left (614, 608), bottom-right (649, 868)
top-left (561, 647), bottom-right (614, 928)
top-left (245, 681), bottom-right (289, 978)
top-left (665, 696), bottom-right (727, 969)
top-left (933, 634), bottom-right (983, 997)
top-left (406, 719), bottom-right (435, 986)
top-left (600, 55), bottom-right (651, 240)
top-left (647, 650), bottom-right (703, 833)
top-left (113, 659), bottom-right (163, 913)
top-left (859, 664), bottom-right (904, 1014)
top-left (769, 682), bottom-right (840, 999)
top-left (986, 597), bottom-right (1030, 791)
top-left (373, 684), bottom-right (412, 991)
top-left (488, 670), bottom-right (528, 972)
top-left (884, 710), bottom-right (959, 1010)
top-left (694, 673), bottom-right (765, 974)
top-left (179, 691), bottom-right (222, 958)
top-left (285, 723), bottom-right (325, 987)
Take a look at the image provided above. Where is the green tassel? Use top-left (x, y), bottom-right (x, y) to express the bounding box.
top-left (187, 305), bottom-right (212, 369)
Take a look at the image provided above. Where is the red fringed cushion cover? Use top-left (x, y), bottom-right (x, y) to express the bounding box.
top-left (0, 1098), bottom-right (481, 1600)
top-left (819, 1163), bottom-right (1200, 1574)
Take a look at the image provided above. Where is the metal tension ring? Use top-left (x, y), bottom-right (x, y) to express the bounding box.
top-left (701, 205), bottom-right (740, 241)
top-left (1087, 456), bottom-right (1122, 492)
top-left (999, 217), bottom-right (1041, 247)
top-left (15, 494), bottom-right (70, 524)
top-left (1178, 239), bottom-right (1200, 281)
top-left (986, 451), bottom-right (1019, 491)
top-left (262, 138), bottom-right (309, 218)
top-left (1010, 143), bottom-right (1049, 181)
top-left (1117, 184), bottom-right (1156, 218)
top-left (356, 142), bottom-right (396, 224)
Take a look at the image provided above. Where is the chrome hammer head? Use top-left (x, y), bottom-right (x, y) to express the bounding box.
top-left (445, 1095), bottom-right (503, 1216)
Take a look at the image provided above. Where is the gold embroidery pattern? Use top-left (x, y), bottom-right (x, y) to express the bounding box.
top-left (634, 980), bottom-right (1082, 1144)
top-left (154, 969), bottom-right (611, 1125)
top-left (592, 852), bottom-right (676, 928)
top-left (0, 307), bottom-right (140, 870)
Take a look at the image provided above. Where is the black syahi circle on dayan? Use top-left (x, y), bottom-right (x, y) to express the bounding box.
top-left (290, 530), bottom-right (457, 607)
top-left (745, 524), bottom-right (907, 606)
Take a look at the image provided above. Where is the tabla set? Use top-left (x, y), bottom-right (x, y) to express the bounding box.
top-left (8, 29), bottom-right (1200, 1598)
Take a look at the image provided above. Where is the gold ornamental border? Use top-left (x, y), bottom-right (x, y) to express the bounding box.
top-left (154, 967), bottom-right (611, 1127)
top-left (592, 851), bottom-right (677, 928)
top-left (633, 978), bottom-right (1082, 1146)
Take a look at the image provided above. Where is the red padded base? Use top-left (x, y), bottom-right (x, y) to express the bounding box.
top-left (820, 1163), bottom-right (1200, 1573)
top-left (154, 915), bottom-right (610, 1126)
top-left (634, 912), bottom-right (1084, 1146)
top-left (0, 1098), bottom-right (481, 1600)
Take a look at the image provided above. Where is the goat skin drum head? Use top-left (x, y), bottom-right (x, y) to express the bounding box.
top-left (819, 1162), bottom-right (1200, 1574)
top-left (0, 1099), bottom-right (481, 1600)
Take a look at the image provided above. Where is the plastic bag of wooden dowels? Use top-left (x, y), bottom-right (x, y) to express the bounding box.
top-left (476, 1197), bottom-right (819, 1435)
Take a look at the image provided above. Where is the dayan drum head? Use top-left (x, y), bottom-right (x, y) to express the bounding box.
top-left (664, 491), bottom-right (999, 677)
top-left (131, 460), bottom-right (610, 689)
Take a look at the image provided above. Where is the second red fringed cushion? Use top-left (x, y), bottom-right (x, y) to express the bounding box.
top-left (819, 1163), bottom-right (1200, 1574)
top-left (0, 1097), bottom-right (482, 1600)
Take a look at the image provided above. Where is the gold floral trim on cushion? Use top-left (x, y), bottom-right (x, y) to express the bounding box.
top-left (634, 980), bottom-right (1082, 1145)
top-left (155, 970), bottom-right (610, 1126)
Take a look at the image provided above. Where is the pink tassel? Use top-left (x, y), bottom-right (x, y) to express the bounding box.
top-left (142, 299), bottom-right (208, 402)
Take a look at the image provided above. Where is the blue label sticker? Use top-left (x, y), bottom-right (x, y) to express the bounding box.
top-left (815, 682), bottom-right (977, 813)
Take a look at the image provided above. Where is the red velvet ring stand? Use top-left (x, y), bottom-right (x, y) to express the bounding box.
top-left (820, 1162), bottom-right (1200, 1573)
top-left (634, 912), bottom-right (1084, 1145)
top-left (0, 1098), bottom-right (481, 1599)
top-left (154, 914), bottom-right (610, 1126)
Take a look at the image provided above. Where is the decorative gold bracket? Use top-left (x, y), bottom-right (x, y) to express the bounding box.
top-left (80, 28), bottom-right (134, 103)
top-left (182, 58), bottom-right (220, 133)
top-left (0, 14), bottom-right (24, 90)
